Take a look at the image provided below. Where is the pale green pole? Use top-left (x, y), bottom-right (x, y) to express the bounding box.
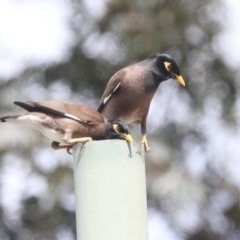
top-left (73, 140), bottom-right (148, 240)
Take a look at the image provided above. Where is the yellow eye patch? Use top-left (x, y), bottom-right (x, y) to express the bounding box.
top-left (112, 124), bottom-right (120, 133)
top-left (164, 61), bottom-right (172, 71)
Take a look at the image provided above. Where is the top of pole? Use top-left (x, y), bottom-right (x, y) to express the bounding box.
top-left (73, 140), bottom-right (148, 240)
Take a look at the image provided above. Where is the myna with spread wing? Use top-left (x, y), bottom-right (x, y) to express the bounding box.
top-left (98, 54), bottom-right (185, 152)
top-left (0, 101), bottom-right (133, 152)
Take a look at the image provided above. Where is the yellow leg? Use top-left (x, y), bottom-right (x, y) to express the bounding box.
top-left (67, 137), bottom-right (92, 144)
top-left (51, 137), bottom-right (92, 154)
top-left (51, 141), bottom-right (73, 150)
top-left (51, 141), bottom-right (74, 154)
top-left (141, 134), bottom-right (151, 152)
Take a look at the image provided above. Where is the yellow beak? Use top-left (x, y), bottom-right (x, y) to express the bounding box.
top-left (173, 74), bottom-right (185, 86)
top-left (122, 133), bottom-right (133, 142)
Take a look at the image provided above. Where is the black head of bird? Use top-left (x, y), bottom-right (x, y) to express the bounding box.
top-left (154, 54), bottom-right (185, 86)
top-left (106, 119), bottom-right (133, 142)
top-left (0, 101), bottom-right (133, 153)
top-left (98, 53), bottom-right (185, 152)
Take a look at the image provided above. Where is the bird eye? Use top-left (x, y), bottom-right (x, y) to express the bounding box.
top-left (112, 124), bottom-right (120, 133)
top-left (164, 62), bottom-right (172, 72)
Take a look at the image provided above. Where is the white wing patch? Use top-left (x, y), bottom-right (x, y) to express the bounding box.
top-left (64, 113), bottom-right (91, 124)
top-left (103, 82), bottom-right (121, 105)
top-left (113, 82), bottom-right (121, 93)
top-left (64, 113), bottom-right (81, 121)
top-left (103, 94), bottom-right (112, 105)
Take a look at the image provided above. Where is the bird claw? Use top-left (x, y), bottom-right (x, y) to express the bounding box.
top-left (65, 137), bottom-right (92, 154)
top-left (144, 145), bottom-right (151, 152)
top-left (141, 135), bottom-right (151, 153)
top-left (67, 147), bottom-right (73, 155)
top-left (66, 143), bottom-right (85, 154)
top-left (51, 141), bottom-right (74, 154)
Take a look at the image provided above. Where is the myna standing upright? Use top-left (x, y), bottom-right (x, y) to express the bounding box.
top-left (98, 54), bottom-right (185, 152)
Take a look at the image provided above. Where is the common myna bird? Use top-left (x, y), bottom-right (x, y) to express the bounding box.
top-left (98, 54), bottom-right (185, 152)
top-left (0, 101), bottom-right (133, 152)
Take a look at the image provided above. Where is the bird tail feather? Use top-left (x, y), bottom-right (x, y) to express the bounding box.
top-left (0, 115), bottom-right (19, 123)
top-left (0, 114), bottom-right (42, 129)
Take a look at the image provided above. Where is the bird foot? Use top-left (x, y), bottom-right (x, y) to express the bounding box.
top-left (141, 135), bottom-right (151, 153)
top-left (51, 138), bottom-right (92, 154)
top-left (67, 137), bottom-right (93, 144)
top-left (65, 137), bottom-right (93, 154)
top-left (144, 144), bottom-right (151, 153)
top-left (51, 141), bottom-right (74, 154)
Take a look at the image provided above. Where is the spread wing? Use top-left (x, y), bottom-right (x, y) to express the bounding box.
top-left (14, 101), bottom-right (104, 125)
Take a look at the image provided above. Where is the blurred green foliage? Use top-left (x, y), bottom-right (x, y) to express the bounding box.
top-left (1, 0), bottom-right (240, 239)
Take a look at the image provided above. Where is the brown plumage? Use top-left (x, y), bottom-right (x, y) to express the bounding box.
top-left (0, 101), bottom-right (133, 152)
top-left (98, 54), bottom-right (185, 152)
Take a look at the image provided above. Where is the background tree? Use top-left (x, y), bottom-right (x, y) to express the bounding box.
top-left (0, 0), bottom-right (240, 239)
